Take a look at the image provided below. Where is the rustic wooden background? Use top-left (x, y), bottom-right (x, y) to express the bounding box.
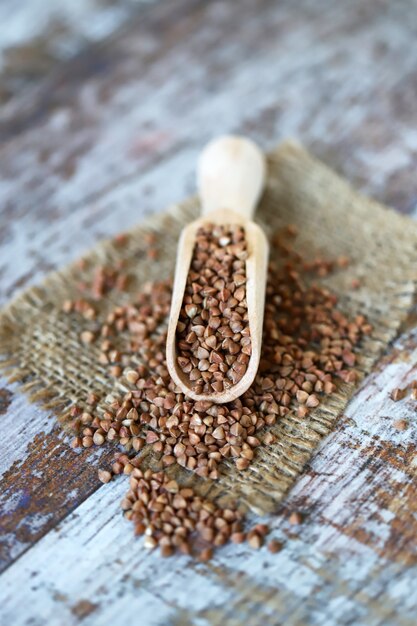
top-left (1, 1), bottom-right (417, 624)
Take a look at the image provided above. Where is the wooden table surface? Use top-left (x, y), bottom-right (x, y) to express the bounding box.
top-left (1, 1), bottom-right (417, 624)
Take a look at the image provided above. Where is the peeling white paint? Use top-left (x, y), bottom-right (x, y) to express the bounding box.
top-left (0, 0), bottom-right (156, 68)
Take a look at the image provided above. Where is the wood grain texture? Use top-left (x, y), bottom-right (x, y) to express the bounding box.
top-left (0, 0), bottom-right (154, 104)
top-left (1, 341), bottom-right (416, 626)
top-left (1, 0), bottom-right (417, 623)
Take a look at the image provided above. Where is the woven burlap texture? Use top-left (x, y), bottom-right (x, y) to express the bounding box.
top-left (1, 141), bottom-right (417, 515)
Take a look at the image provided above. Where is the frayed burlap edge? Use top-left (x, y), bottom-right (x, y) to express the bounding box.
top-left (1, 141), bottom-right (417, 514)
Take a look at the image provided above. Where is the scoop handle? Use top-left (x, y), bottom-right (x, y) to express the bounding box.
top-left (197, 135), bottom-right (266, 220)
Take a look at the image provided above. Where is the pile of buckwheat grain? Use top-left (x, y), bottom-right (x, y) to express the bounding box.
top-left (63, 224), bottom-right (371, 559)
top-left (176, 223), bottom-right (251, 394)
top-left (113, 455), bottom-right (284, 559)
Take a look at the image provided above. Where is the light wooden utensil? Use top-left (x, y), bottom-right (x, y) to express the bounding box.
top-left (166, 135), bottom-right (268, 403)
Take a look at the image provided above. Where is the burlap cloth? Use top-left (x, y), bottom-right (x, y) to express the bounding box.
top-left (1, 142), bottom-right (417, 514)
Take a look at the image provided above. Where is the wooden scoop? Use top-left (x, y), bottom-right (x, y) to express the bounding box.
top-left (166, 135), bottom-right (268, 403)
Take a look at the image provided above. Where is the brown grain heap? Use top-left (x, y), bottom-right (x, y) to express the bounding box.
top-left (66, 265), bottom-right (370, 479)
top-left (103, 454), bottom-right (281, 559)
top-left (122, 468), bottom-right (246, 558)
top-left (60, 225), bottom-right (373, 560)
top-left (176, 224), bottom-right (251, 394)
top-left (66, 227), bottom-right (371, 482)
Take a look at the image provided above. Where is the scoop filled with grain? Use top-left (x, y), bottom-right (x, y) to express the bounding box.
top-left (166, 135), bottom-right (268, 403)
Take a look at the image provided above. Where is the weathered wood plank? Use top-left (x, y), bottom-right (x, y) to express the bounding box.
top-left (1, 0), bottom-right (417, 622)
top-left (0, 335), bottom-right (416, 625)
top-left (0, 0), bottom-right (156, 105)
top-left (0, 385), bottom-right (116, 572)
top-left (1, 0), bottom-right (417, 305)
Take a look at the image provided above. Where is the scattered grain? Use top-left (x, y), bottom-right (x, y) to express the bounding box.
top-left (69, 239), bottom-right (370, 481)
top-left (247, 531), bottom-right (263, 549)
top-left (65, 225), bottom-right (372, 561)
top-left (199, 548), bottom-right (213, 562)
top-left (123, 468), bottom-right (244, 559)
top-left (289, 511), bottom-right (303, 525)
top-left (80, 330), bottom-right (95, 344)
top-left (268, 539), bottom-right (283, 553)
top-left (391, 388), bottom-right (406, 402)
top-left (98, 469), bottom-right (112, 483)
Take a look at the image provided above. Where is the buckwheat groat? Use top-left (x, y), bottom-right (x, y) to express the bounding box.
top-left (176, 224), bottom-right (251, 395)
